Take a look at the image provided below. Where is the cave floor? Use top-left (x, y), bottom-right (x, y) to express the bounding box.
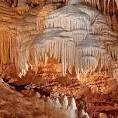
top-left (1, 69), bottom-right (118, 117)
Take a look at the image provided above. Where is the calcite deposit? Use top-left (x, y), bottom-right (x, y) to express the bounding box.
top-left (0, 0), bottom-right (118, 118)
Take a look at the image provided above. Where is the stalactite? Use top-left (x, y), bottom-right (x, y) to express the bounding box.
top-left (62, 96), bottom-right (68, 109)
top-left (0, 1), bottom-right (110, 79)
top-left (14, 1), bottom-right (118, 78)
top-left (67, 97), bottom-right (77, 118)
top-left (0, 27), bottom-right (17, 65)
top-left (54, 97), bottom-right (62, 108)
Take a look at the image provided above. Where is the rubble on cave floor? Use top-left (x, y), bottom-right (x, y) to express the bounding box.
top-left (0, 77), bottom-right (90, 118)
top-left (0, 64), bottom-right (118, 117)
top-left (0, 72), bottom-right (118, 118)
top-left (0, 77), bottom-right (69, 118)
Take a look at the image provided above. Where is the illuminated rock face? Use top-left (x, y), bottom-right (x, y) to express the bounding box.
top-left (20, 3), bottom-right (118, 78)
top-left (0, 0), bottom-right (62, 77)
top-left (0, 0), bottom-right (118, 79)
top-left (0, 78), bottom-right (70, 118)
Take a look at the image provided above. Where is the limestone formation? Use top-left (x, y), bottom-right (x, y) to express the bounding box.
top-left (19, 1), bottom-right (118, 79)
top-left (0, 0), bottom-right (117, 80)
top-left (0, 0), bottom-right (117, 117)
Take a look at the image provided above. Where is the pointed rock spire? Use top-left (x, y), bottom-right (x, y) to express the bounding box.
top-left (62, 95), bottom-right (68, 109)
top-left (54, 97), bottom-right (62, 108)
top-left (70, 97), bottom-right (77, 110)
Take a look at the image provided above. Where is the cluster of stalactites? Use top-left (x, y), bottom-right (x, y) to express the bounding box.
top-left (18, 3), bottom-right (118, 78)
top-left (67, 0), bottom-right (118, 30)
top-left (0, 27), bottom-right (17, 66)
top-left (83, 0), bottom-right (118, 14)
top-left (0, 25), bottom-right (34, 77)
top-left (67, 0), bottom-right (118, 14)
top-left (0, 0), bottom-right (116, 79)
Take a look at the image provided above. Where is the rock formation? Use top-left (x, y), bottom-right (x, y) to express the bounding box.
top-left (17, 0), bottom-right (118, 81)
top-left (0, 0), bottom-right (117, 78)
top-left (0, 0), bottom-right (118, 117)
top-left (0, 78), bottom-right (70, 118)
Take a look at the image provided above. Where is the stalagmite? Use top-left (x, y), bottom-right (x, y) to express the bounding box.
top-left (62, 95), bottom-right (68, 109)
top-left (54, 97), bottom-right (62, 108)
top-left (71, 98), bottom-right (77, 110)
top-left (65, 97), bottom-right (77, 118)
top-left (79, 108), bottom-right (90, 118)
top-left (99, 113), bottom-right (108, 118)
top-left (36, 92), bottom-right (41, 98)
top-left (47, 97), bottom-right (53, 105)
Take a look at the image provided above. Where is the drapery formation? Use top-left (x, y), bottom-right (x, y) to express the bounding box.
top-left (0, 1), bottom-right (59, 77)
top-left (19, 3), bottom-right (118, 78)
top-left (67, 0), bottom-right (118, 31)
top-left (67, 0), bottom-right (118, 14)
top-left (0, 0), bottom-right (118, 78)
top-left (0, 26), bottom-right (17, 65)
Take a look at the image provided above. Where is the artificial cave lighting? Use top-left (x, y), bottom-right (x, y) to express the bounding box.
top-left (0, 0), bottom-right (118, 118)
